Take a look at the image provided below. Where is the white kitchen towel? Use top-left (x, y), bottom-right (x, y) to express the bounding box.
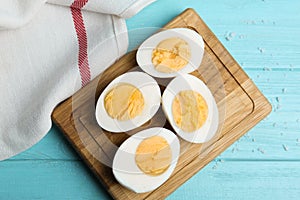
top-left (0, 0), bottom-right (156, 161)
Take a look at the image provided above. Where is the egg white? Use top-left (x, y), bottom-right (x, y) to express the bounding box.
top-left (112, 127), bottom-right (180, 193)
top-left (162, 74), bottom-right (219, 143)
top-left (95, 72), bottom-right (161, 133)
top-left (136, 28), bottom-right (205, 78)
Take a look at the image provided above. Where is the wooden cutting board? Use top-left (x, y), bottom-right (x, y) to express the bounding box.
top-left (52, 8), bottom-right (272, 200)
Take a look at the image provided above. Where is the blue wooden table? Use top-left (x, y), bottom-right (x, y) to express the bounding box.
top-left (1, 0), bottom-right (300, 199)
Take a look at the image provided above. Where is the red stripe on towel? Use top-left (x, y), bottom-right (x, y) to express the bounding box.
top-left (71, 0), bottom-right (91, 87)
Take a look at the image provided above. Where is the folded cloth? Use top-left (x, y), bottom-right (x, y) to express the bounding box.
top-left (0, 0), bottom-right (156, 161)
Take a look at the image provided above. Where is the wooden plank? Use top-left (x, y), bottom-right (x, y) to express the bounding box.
top-left (51, 9), bottom-right (271, 199)
top-left (168, 160), bottom-right (300, 200)
top-left (0, 160), bottom-right (111, 200)
top-left (1, 160), bottom-right (300, 200)
top-left (219, 70), bottom-right (300, 160)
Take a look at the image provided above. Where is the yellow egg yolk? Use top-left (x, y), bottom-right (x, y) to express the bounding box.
top-left (152, 37), bottom-right (191, 73)
top-left (172, 90), bottom-right (208, 132)
top-left (104, 83), bottom-right (145, 121)
top-left (135, 136), bottom-right (172, 176)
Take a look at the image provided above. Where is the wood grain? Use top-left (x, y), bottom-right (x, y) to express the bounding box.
top-left (2, 0), bottom-right (300, 199)
top-left (2, 160), bottom-right (300, 200)
top-left (52, 9), bottom-right (271, 200)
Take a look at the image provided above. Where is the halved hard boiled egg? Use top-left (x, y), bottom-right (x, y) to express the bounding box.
top-left (112, 127), bottom-right (180, 193)
top-left (162, 74), bottom-right (219, 143)
top-left (95, 72), bottom-right (161, 132)
top-left (136, 28), bottom-right (204, 78)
